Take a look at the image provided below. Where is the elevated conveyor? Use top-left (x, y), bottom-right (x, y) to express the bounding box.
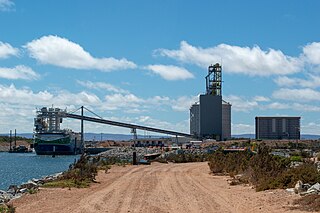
top-left (65, 113), bottom-right (193, 138)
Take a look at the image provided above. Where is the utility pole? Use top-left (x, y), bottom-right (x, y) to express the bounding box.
top-left (9, 130), bottom-right (12, 151)
top-left (14, 129), bottom-right (17, 148)
top-left (131, 128), bottom-right (137, 165)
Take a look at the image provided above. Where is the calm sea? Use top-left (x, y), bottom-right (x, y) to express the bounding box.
top-left (0, 152), bottom-right (79, 190)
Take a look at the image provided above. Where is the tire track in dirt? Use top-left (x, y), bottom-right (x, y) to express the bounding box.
top-left (14, 162), bottom-right (307, 213)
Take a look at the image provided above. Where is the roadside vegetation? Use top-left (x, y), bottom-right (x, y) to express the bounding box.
top-left (0, 204), bottom-right (15, 213)
top-left (156, 152), bottom-right (208, 163)
top-left (41, 153), bottom-right (135, 189)
top-left (292, 194), bottom-right (320, 211)
top-left (43, 154), bottom-right (110, 188)
top-left (208, 145), bottom-right (320, 191)
top-left (208, 143), bottom-right (320, 211)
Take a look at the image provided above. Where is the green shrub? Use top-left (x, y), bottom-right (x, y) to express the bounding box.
top-left (156, 152), bottom-right (208, 163)
top-left (43, 179), bottom-right (90, 188)
top-left (208, 149), bottom-right (252, 174)
top-left (290, 156), bottom-right (302, 162)
top-left (208, 144), bottom-right (320, 192)
top-left (0, 204), bottom-right (15, 213)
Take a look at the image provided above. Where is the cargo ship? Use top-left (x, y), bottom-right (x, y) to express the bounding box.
top-left (33, 107), bottom-right (82, 155)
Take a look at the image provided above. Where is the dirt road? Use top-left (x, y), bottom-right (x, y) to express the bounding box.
top-left (13, 162), bottom-right (305, 213)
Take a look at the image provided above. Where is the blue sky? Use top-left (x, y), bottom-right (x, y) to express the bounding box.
top-left (1, 0), bottom-right (320, 135)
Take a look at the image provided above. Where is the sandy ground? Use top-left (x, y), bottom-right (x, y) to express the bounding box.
top-left (12, 162), bottom-right (307, 213)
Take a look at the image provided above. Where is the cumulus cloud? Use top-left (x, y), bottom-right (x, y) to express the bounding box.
top-left (24, 35), bottom-right (137, 71)
top-left (224, 95), bottom-right (259, 112)
top-left (0, 83), bottom-right (196, 133)
top-left (0, 65), bottom-right (39, 80)
top-left (272, 88), bottom-right (320, 102)
top-left (144, 64), bottom-right (194, 80)
top-left (0, 42), bottom-right (19, 58)
top-left (77, 80), bottom-right (129, 94)
top-left (171, 95), bottom-right (199, 112)
top-left (155, 41), bottom-right (302, 76)
top-left (232, 123), bottom-right (254, 134)
top-left (0, 0), bottom-right (14, 11)
top-left (303, 42), bottom-right (320, 65)
top-left (103, 93), bottom-right (142, 110)
top-left (253, 96), bottom-right (270, 102)
top-left (274, 75), bottom-right (320, 88)
top-left (0, 84), bottom-right (101, 106)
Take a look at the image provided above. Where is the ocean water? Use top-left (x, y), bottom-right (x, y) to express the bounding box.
top-left (0, 152), bottom-right (79, 190)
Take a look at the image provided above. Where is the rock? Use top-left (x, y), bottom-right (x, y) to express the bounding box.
top-left (18, 188), bottom-right (28, 194)
top-left (0, 191), bottom-right (13, 203)
top-left (20, 181), bottom-right (38, 190)
top-left (286, 188), bottom-right (295, 193)
top-left (7, 185), bottom-right (18, 194)
top-left (12, 193), bottom-right (22, 200)
top-left (294, 180), bottom-right (303, 194)
top-left (308, 183), bottom-right (320, 191)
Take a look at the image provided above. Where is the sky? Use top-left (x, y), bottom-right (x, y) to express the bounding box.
top-left (1, 0), bottom-right (320, 135)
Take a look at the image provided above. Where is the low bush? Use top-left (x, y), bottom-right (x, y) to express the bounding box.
top-left (292, 194), bottom-right (320, 212)
top-left (43, 179), bottom-right (90, 188)
top-left (0, 204), bottom-right (15, 213)
top-left (44, 154), bottom-right (98, 188)
top-left (156, 152), bottom-right (208, 163)
top-left (208, 144), bottom-right (320, 192)
top-left (208, 149), bottom-right (252, 174)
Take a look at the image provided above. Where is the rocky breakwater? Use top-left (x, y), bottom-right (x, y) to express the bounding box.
top-left (0, 173), bottom-right (62, 204)
top-left (99, 147), bottom-right (162, 162)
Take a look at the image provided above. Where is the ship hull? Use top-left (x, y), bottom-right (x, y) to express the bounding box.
top-left (34, 132), bottom-right (81, 155)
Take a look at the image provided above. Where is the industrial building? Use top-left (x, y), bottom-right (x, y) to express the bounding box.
top-left (255, 116), bottom-right (300, 140)
top-left (190, 63), bottom-right (231, 140)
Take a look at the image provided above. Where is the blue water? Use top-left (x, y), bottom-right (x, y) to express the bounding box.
top-left (0, 152), bottom-right (79, 190)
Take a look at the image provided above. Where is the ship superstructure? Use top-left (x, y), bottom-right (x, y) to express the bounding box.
top-left (34, 107), bottom-right (81, 155)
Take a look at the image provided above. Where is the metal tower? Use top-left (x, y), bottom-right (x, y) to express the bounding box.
top-left (205, 63), bottom-right (222, 96)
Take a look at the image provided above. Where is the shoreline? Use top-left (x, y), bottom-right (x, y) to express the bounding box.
top-left (11, 162), bottom-right (307, 213)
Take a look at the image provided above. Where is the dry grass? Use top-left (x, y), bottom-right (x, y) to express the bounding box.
top-left (292, 194), bottom-right (320, 212)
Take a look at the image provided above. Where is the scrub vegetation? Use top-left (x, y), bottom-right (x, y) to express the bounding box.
top-left (208, 145), bottom-right (320, 191)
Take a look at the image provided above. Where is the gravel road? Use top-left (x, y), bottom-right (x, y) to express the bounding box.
top-left (13, 162), bottom-right (305, 213)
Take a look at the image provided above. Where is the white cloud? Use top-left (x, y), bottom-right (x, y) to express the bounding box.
top-left (232, 123), bottom-right (254, 134)
top-left (0, 84), bottom-right (102, 106)
top-left (0, 0), bottom-right (14, 11)
top-left (291, 103), bottom-right (320, 112)
top-left (253, 96), bottom-right (270, 102)
top-left (303, 42), bottom-right (320, 65)
top-left (77, 80), bottom-right (129, 94)
top-left (135, 116), bottom-right (189, 133)
top-left (274, 75), bottom-right (320, 88)
top-left (144, 64), bottom-right (194, 80)
top-left (171, 95), bottom-right (199, 112)
top-left (0, 42), bottom-right (19, 58)
top-left (0, 65), bottom-right (39, 80)
top-left (224, 95), bottom-right (259, 112)
top-left (0, 84), bottom-right (195, 133)
top-left (155, 41), bottom-right (302, 76)
top-left (301, 122), bottom-right (320, 135)
top-left (103, 93), bottom-right (142, 110)
top-left (24, 35), bottom-right (137, 71)
top-left (264, 102), bottom-right (290, 110)
top-left (273, 88), bottom-right (320, 102)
